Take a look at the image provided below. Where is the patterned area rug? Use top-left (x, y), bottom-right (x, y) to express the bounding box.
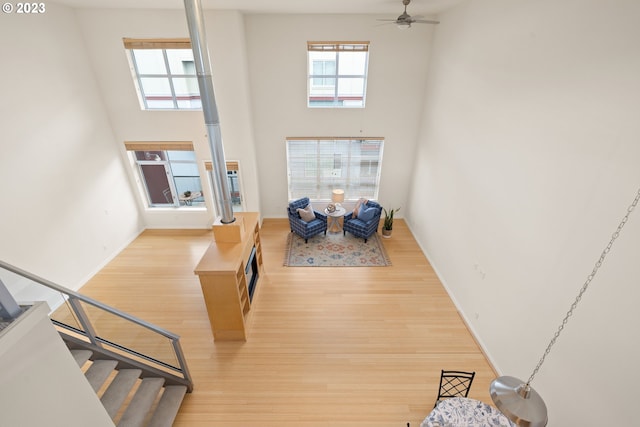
top-left (284, 232), bottom-right (391, 267)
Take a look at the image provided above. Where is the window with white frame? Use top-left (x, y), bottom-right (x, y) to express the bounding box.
top-left (307, 42), bottom-right (369, 108)
top-left (125, 141), bottom-right (204, 208)
top-left (286, 138), bottom-right (384, 201)
top-left (205, 160), bottom-right (245, 212)
top-left (123, 38), bottom-right (201, 110)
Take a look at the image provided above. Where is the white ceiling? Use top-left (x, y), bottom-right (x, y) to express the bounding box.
top-left (53, 0), bottom-right (464, 15)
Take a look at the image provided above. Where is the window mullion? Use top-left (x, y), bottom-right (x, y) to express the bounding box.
top-left (315, 140), bottom-right (321, 199)
top-left (345, 140), bottom-right (352, 196)
top-left (333, 53), bottom-right (340, 102)
top-left (130, 53), bottom-right (149, 110)
top-left (163, 160), bottom-right (180, 207)
top-left (162, 50), bottom-right (179, 109)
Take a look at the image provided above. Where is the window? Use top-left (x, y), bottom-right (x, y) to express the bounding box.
top-left (125, 141), bottom-right (204, 207)
top-left (123, 38), bottom-right (201, 110)
top-left (286, 138), bottom-right (384, 201)
top-left (307, 42), bottom-right (369, 108)
top-left (205, 161), bottom-right (245, 212)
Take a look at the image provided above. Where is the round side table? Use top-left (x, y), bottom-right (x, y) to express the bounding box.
top-left (324, 206), bottom-right (346, 233)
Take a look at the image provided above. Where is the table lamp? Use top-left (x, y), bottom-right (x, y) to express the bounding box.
top-left (332, 189), bottom-right (345, 207)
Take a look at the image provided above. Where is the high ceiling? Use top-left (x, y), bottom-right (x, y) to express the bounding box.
top-left (54, 0), bottom-right (464, 15)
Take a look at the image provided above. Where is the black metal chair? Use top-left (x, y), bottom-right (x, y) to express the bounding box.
top-left (434, 370), bottom-right (476, 408)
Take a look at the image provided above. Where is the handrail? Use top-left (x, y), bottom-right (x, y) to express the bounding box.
top-left (0, 260), bottom-right (179, 339)
top-left (0, 259), bottom-right (192, 389)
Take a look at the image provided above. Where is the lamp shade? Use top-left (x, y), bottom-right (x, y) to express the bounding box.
top-left (332, 189), bottom-right (345, 204)
top-left (490, 376), bottom-right (548, 427)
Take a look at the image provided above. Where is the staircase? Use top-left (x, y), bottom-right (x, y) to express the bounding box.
top-left (71, 349), bottom-right (187, 427)
top-left (1, 260), bottom-right (193, 427)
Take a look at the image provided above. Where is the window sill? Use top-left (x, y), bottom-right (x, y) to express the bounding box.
top-left (145, 206), bottom-right (207, 212)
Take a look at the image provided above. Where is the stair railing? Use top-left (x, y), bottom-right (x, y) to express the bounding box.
top-left (0, 260), bottom-right (193, 391)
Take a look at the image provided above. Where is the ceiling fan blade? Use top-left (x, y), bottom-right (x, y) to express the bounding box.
top-left (376, 18), bottom-right (399, 22)
top-left (413, 19), bottom-right (441, 24)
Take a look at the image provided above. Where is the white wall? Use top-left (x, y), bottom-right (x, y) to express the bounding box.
top-left (244, 14), bottom-right (435, 217)
top-left (0, 303), bottom-right (114, 427)
top-left (0, 3), bottom-right (141, 291)
top-left (407, 0), bottom-right (640, 425)
top-left (75, 8), bottom-right (261, 227)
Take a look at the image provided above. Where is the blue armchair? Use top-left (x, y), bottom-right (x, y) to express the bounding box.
top-left (287, 197), bottom-right (327, 243)
top-left (343, 200), bottom-right (382, 243)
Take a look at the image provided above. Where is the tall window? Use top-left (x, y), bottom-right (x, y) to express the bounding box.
top-left (123, 38), bottom-right (201, 110)
top-left (307, 42), bottom-right (369, 108)
top-left (205, 161), bottom-right (245, 212)
top-left (286, 138), bottom-right (384, 201)
top-left (125, 141), bottom-right (204, 208)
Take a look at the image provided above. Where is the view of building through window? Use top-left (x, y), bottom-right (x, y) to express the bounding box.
top-left (307, 42), bottom-right (369, 108)
top-left (286, 138), bottom-right (383, 201)
top-left (124, 39), bottom-right (201, 110)
top-left (133, 150), bottom-right (204, 207)
top-left (226, 169), bottom-right (243, 212)
top-left (204, 161), bottom-right (245, 213)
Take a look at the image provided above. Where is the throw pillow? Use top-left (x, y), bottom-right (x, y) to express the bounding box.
top-left (353, 198), bottom-right (368, 217)
top-left (357, 205), bottom-right (376, 222)
top-left (297, 204), bottom-right (316, 222)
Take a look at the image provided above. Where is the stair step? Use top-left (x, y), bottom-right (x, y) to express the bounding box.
top-left (101, 369), bottom-right (142, 418)
top-left (148, 385), bottom-right (188, 427)
top-left (85, 359), bottom-right (118, 392)
top-left (117, 377), bottom-right (165, 427)
top-left (64, 341), bottom-right (189, 427)
top-left (71, 349), bottom-right (93, 367)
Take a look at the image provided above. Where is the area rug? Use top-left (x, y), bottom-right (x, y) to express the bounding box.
top-left (284, 232), bottom-right (391, 267)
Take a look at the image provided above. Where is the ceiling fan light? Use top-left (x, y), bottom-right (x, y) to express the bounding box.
top-left (490, 376), bottom-right (548, 427)
top-left (487, 190), bottom-right (640, 427)
top-left (397, 21), bottom-right (411, 29)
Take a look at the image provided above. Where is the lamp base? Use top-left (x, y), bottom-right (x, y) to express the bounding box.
top-left (490, 376), bottom-right (548, 427)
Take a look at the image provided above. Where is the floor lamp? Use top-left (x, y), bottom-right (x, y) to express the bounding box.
top-left (490, 187), bottom-right (640, 426)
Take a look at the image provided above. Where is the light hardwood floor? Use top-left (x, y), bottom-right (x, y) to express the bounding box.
top-left (79, 218), bottom-right (497, 427)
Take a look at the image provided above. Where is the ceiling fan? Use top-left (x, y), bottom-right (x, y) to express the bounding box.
top-left (378, 0), bottom-right (440, 29)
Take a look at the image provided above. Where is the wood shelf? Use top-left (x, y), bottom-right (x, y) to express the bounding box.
top-left (194, 212), bottom-right (262, 341)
